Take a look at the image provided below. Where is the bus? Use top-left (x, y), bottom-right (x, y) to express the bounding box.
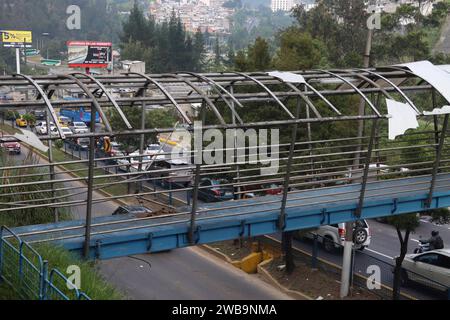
top-left (60, 97), bottom-right (100, 124)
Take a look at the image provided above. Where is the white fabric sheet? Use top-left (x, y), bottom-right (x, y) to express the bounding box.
top-left (386, 98), bottom-right (419, 140)
top-left (267, 71), bottom-right (306, 84)
top-left (398, 61), bottom-right (450, 104)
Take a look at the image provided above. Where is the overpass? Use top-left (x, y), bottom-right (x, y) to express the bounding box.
top-left (2, 61), bottom-right (450, 261)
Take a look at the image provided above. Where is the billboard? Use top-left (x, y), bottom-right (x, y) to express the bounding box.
top-left (67, 41), bottom-right (112, 68)
top-left (0, 30), bottom-right (32, 48)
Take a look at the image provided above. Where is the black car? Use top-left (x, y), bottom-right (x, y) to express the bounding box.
top-left (112, 206), bottom-right (153, 217)
top-left (197, 178), bottom-right (234, 203)
top-left (31, 110), bottom-right (46, 120)
top-left (66, 137), bottom-right (90, 151)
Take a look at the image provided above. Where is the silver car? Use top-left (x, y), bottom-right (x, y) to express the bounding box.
top-left (398, 249), bottom-right (450, 292)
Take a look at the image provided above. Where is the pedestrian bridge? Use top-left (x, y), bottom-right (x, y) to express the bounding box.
top-left (2, 61), bottom-right (450, 261)
top-left (8, 172), bottom-right (450, 260)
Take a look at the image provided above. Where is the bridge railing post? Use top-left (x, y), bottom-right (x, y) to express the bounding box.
top-left (312, 234), bottom-right (318, 269)
top-left (355, 118), bottom-right (379, 218)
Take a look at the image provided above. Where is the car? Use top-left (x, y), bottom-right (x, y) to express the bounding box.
top-left (147, 159), bottom-right (194, 187)
top-left (58, 116), bottom-right (71, 127)
top-left (31, 110), bottom-right (46, 120)
top-left (197, 178), bottom-right (234, 203)
top-left (51, 127), bottom-right (73, 137)
top-left (66, 137), bottom-right (90, 151)
top-left (297, 220), bottom-right (371, 252)
top-left (0, 136), bottom-right (21, 154)
top-left (398, 249), bottom-right (450, 292)
top-left (35, 121), bottom-right (55, 135)
top-left (117, 152), bottom-right (153, 172)
top-left (15, 116), bottom-right (27, 128)
top-left (112, 206), bottom-right (153, 218)
top-left (69, 122), bottom-right (89, 134)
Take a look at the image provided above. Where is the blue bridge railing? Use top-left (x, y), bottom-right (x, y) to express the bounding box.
top-left (0, 226), bottom-right (90, 300)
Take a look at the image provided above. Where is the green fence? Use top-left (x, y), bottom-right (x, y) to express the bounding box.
top-left (0, 226), bottom-right (90, 300)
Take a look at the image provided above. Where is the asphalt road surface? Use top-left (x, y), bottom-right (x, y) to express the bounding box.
top-left (99, 247), bottom-right (292, 300)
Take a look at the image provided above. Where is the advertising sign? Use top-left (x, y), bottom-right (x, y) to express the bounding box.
top-left (67, 41), bottom-right (112, 68)
top-left (0, 30), bottom-right (33, 48)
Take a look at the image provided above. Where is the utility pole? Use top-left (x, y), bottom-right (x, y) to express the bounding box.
top-left (340, 27), bottom-right (374, 299)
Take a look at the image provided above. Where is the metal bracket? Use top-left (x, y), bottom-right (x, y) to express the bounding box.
top-left (94, 240), bottom-right (102, 260)
top-left (147, 233), bottom-right (154, 252)
top-left (320, 209), bottom-right (327, 225)
top-left (239, 220), bottom-right (246, 238)
top-left (391, 198), bottom-right (398, 214)
top-left (278, 214), bottom-right (287, 231)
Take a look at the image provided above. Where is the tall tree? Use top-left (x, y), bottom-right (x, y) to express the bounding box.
top-left (247, 37), bottom-right (271, 71)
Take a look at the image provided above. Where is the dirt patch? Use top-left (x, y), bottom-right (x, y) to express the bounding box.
top-left (263, 257), bottom-right (381, 300)
top-left (209, 240), bottom-right (256, 261)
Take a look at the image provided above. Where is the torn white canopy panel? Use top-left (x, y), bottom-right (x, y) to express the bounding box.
top-left (398, 61), bottom-right (450, 104)
top-left (386, 98), bottom-right (419, 140)
top-left (268, 71), bottom-right (306, 84)
top-left (423, 106), bottom-right (450, 115)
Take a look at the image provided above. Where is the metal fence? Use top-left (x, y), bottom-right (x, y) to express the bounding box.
top-left (294, 232), bottom-right (450, 300)
top-left (0, 226), bottom-right (90, 300)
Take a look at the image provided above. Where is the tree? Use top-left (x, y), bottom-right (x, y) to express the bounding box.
top-left (247, 37), bottom-right (271, 71)
top-left (387, 214), bottom-right (420, 300)
top-left (273, 28), bottom-right (327, 71)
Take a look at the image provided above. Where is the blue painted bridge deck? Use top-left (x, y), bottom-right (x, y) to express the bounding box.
top-left (9, 173), bottom-right (450, 260)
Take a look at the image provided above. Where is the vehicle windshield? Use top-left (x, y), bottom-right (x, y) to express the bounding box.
top-left (74, 122), bottom-right (86, 127)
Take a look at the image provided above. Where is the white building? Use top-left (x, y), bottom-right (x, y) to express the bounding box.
top-left (271, 0), bottom-right (296, 12)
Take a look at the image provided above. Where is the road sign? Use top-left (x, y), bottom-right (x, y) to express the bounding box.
top-left (1, 30), bottom-right (33, 48)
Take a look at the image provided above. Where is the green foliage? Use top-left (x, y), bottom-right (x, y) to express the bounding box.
top-left (428, 207), bottom-right (450, 225)
top-left (120, 4), bottom-right (206, 73)
top-left (386, 213), bottom-right (420, 232)
top-left (273, 28), bottom-right (327, 71)
top-left (21, 113), bottom-right (36, 127)
top-left (107, 107), bottom-right (178, 151)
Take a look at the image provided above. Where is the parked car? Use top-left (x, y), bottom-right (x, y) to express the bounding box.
top-left (112, 205), bottom-right (153, 218)
top-left (58, 116), bottom-right (71, 127)
top-left (297, 220), bottom-right (371, 252)
top-left (197, 178), bottom-right (234, 203)
top-left (66, 137), bottom-right (90, 151)
top-left (15, 116), bottom-right (27, 128)
top-left (0, 136), bottom-right (21, 154)
top-left (398, 249), bottom-right (450, 292)
top-left (69, 122), bottom-right (89, 134)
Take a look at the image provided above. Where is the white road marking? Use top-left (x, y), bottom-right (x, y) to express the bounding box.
top-left (365, 248), bottom-right (393, 259)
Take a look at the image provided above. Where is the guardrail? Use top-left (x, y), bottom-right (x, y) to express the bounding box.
top-left (0, 226), bottom-right (90, 300)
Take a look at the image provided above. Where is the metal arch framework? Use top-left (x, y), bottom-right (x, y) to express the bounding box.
top-left (3, 63), bottom-right (450, 263)
top-left (57, 74), bottom-right (113, 133)
top-left (316, 70), bottom-right (382, 117)
top-left (178, 72), bottom-right (245, 125)
top-left (69, 72), bottom-right (133, 130)
top-left (262, 72), bottom-right (323, 119)
top-left (126, 72), bottom-right (193, 125)
top-left (163, 73), bottom-right (227, 125)
top-left (354, 68), bottom-right (421, 114)
top-left (231, 72), bottom-right (296, 119)
top-left (12, 74), bottom-right (66, 139)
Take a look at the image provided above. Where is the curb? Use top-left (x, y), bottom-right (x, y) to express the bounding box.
top-left (257, 258), bottom-right (313, 300)
top-left (200, 245), bottom-right (313, 300)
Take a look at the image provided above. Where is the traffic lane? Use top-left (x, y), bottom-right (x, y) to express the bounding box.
top-left (99, 247), bottom-right (293, 300)
top-left (368, 219), bottom-right (450, 259)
